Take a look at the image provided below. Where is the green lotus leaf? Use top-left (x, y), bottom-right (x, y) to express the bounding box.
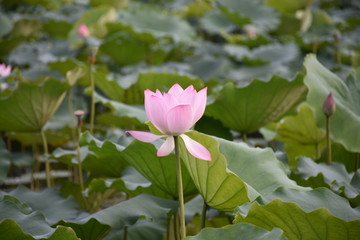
top-left (206, 74), bottom-right (306, 134)
top-left (218, 0), bottom-right (280, 31)
top-left (87, 166), bottom-right (172, 199)
top-left (94, 93), bottom-right (147, 129)
top-left (122, 139), bottom-right (198, 200)
top-left (275, 104), bottom-right (326, 166)
top-left (217, 137), bottom-right (306, 195)
top-left (225, 43), bottom-right (298, 66)
top-left (200, 10), bottom-right (235, 34)
top-left (179, 131), bottom-right (259, 211)
top-left (0, 67), bottom-right (82, 132)
top-left (304, 54), bottom-right (360, 152)
top-left (234, 198), bottom-right (360, 240)
top-left (292, 157), bottom-right (360, 203)
top-left (186, 223), bottom-right (286, 240)
top-left (0, 185), bottom-right (79, 225)
top-left (115, 4), bottom-right (196, 43)
top-left (0, 195), bottom-right (80, 240)
top-left (60, 194), bottom-right (177, 240)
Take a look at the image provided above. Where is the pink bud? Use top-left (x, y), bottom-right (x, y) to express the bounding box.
top-left (0, 63), bottom-right (11, 77)
top-left (245, 25), bottom-right (257, 39)
top-left (74, 110), bottom-right (85, 127)
top-left (322, 93), bottom-right (335, 117)
top-left (77, 24), bottom-right (90, 38)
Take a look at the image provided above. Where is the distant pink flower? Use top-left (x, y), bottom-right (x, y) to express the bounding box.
top-left (77, 24), bottom-right (90, 38)
top-left (0, 83), bottom-right (8, 90)
top-left (0, 63), bottom-right (11, 77)
top-left (127, 84), bottom-right (211, 161)
top-left (322, 93), bottom-right (335, 117)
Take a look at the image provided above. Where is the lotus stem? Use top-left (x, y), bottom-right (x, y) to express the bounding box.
top-left (174, 211), bottom-right (180, 240)
top-left (174, 136), bottom-right (186, 239)
top-left (242, 133), bottom-right (247, 142)
top-left (201, 200), bottom-right (207, 229)
top-left (77, 127), bottom-right (84, 192)
top-left (326, 116), bottom-right (332, 164)
top-left (123, 226), bottom-right (128, 240)
top-left (89, 63), bottom-right (95, 134)
top-left (41, 129), bottom-right (52, 187)
top-left (355, 153), bottom-right (359, 171)
top-left (68, 90), bottom-right (77, 147)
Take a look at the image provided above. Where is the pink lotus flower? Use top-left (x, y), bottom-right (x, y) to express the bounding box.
top-left (77, 24), bottom-right (90, 38)
top-left (0, 63), bottom-right (11, 77)
top-left (127, 84), bottom-right (211, 161)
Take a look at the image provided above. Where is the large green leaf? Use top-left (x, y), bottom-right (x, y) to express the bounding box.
top-left (115, 4), bottom-right (196, 43)
top-left (87, 166), bottom-right (172, 199)
top-left (124, 72), bottom-right (204, 104)
top-left (96, 71), bottom-right (203, 104)
top-left (304, 54), bottom-right (360, 152)
top-left (122, 139), bottom-right (198, 199)
top-left (218, 0), bottom-right (280, 31)
top-left (275, 104), bottom-right (326, 167)
top-left (0, 78), bottom-right (72, 132)
top-left (179, 132), bottom-right (259, 211)
top-left (0, 219), bottom-right (80, 240)
top-left (261, 187), bottom-right (360, 221)
top-left (186, 223), bottom-right (286, 240)
top-left (0, 196), bottom-right (80, 240)
top-left (234, 198), bottom-right (360, 240)
top-left (224, 43), bottom-right (298, 66)
top-left (217, 138), bottom-right (305, 195)
top-left (0, 66), bottom-right (83, 132)
top-left (60, 194), bottom-right (177, 240)
top-left (0, 186), bottom-right (79, 225)
top-left (95, 93), bottom-right (147, 129)
top-left (292, 157), bottom-right (360, 203)
top-left (206, 74), bottom-right (306, 134)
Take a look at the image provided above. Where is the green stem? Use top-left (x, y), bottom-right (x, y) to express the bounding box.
top-left (68, 90), bottom-right (77, 147)
top-left (174, 136), bottom-right (186, 239)
top-left (326, 117), bottom-right (332, 164)
top-left (77, 128), bottom-right (84, 192)
top-left (201, 200), bottom-right (207, 229)
top-left (174, 212), bottom-right (180, 240)
top-left (41, 129), bottom-right (52, 187)
top-left (242, 133), bottom-right (247, 142)
top-left (123, 226), bottom-right (128, 240)
top-left (89, 63), bottom-right (95, 134)
top-left (355, 153), bottom-right (359, 171)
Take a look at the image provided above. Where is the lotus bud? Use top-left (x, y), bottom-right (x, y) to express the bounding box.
top-left (322, 93), bottom-right (335, 117)
top-left (245, 25), bottom-right (257, 39)
top-left (74, 110), bottom-right (85, 127)
top-left (77, 24), bottom-right (90, 38)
